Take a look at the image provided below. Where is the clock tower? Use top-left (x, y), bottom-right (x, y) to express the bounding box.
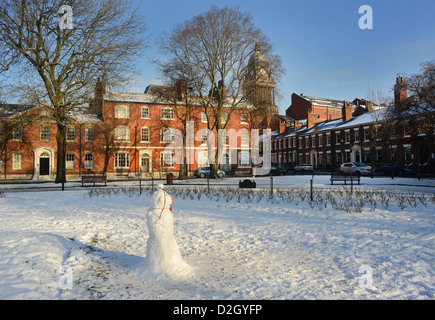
top-left (243, 42), bottom-right (278, 122)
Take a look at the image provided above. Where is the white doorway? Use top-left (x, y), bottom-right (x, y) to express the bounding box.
top-left (33, 146), bottom-right (55, 181)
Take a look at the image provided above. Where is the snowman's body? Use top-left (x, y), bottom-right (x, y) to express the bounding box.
top-left (144, 185), bottom-right (191, 278)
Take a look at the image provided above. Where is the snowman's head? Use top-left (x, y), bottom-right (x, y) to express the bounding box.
top-left (157, 184), bottom-right (164, 190)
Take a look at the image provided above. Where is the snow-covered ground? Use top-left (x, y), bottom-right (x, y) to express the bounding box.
top-left (0, 175), bottom-right (434, 300)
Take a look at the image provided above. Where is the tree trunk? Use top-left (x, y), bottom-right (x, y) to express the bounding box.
top-left (103, 144), bottom-right (111, 176)
top-left (370, 146), bottom-right (376, 178)
top-left (178, 137), bottom-right (185, 180)
top-left (55, 123), bottom-right (67, 183)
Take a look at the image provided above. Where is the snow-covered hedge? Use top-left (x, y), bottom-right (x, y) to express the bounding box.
top-left (85, 186), bottom-right (435, 214)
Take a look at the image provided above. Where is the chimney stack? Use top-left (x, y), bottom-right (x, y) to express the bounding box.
top-left (342, 101), bottom-right (353, 122)
top-left (294, 120), bottom-right (301, 130)
top-left (175, 79), bottom-right (187, 100)
top-left (307, 112), bottom-right (316, 128)
top-left (91, 74), bottom-right (106, 117)
top-left (394, 76), bottom-right (407, 111)
top-left (279, 120), bottom-right (286, 134)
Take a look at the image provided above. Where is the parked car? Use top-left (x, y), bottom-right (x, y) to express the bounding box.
top-left (194, 167), bottom-right (225, 178)
top-left (270, 165), bottom-right (289, 176)
top-left (294, 164), bottom-right (313, 172)
top-left (379, 163), bottom-right (415, 176)
top-left (339, 162), bottom-right (372, 176)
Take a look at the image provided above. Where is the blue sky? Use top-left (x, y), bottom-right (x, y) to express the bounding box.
top-left (132, 0), bottom-right (434, 113)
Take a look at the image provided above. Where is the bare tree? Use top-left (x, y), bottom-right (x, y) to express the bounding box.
top-left (149, 80), bottom-right (203, 179)
top-left (363, 86), bottom-right (389, 177)
top-left (390, 61), bottom-right (435, 178)
top-left (0, 0), bottom-right (148, 183)
top-left (396, 61), bottom-right (435, 124)
top-left (156, 5), bottom-right (282, 177)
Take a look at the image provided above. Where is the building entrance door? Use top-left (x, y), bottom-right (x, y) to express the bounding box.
top-left (40, 158), bottom-right (50, 176)
top-left (141, 154), bottom-right (150, 174)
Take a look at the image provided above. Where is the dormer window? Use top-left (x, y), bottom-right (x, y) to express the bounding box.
top-left (40, 109), bottom-right (49, 117)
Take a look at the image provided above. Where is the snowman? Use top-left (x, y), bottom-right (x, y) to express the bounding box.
top-left (143, 184), bottom-right (192, 278)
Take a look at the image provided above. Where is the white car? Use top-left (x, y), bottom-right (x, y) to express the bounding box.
top-left (339, 162), bottom-right (372, 176)
top-left (294, 164), bottom-right (313, 172)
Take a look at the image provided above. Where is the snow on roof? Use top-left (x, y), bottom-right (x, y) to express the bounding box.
top-left (1, 103), bottom-right (103, 124)
top-left (103, 91), bottom-right (158, 104)
top-left (283, 125), bottom-right (308, 137)
top-left (305, 118), bottom-right (344, 134)
top-left (0, 104), bottom-right (33, 118)
top-left (295, 93), bottom-right (345, 108)
top-left (67, 108), bottom-right (103, 123)
top-left (334, 108), bottom-right (388, 130)
top-left (269, 108), bottom-right (391, 141)
top-left (103, 90), bottom-right (256, 110)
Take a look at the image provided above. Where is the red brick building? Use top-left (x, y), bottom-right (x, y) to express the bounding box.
top-left (0, 80), bottom-right (259, 181)
top-left (1, 43), bottom-right (280, 181)
top-left (286, 93), bottom-right (344, 123)
top-left (0, 104), bottom-right (102, 181)
top-left (271, 77), bottom-right (435, 173)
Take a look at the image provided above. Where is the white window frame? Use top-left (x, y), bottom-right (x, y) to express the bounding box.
top-left (85, 127), bottom-right (94, 142)
top-left (66, 152), bottom-right (75, 170)
top-left (344, 130), bottom-right (350, 144)
top-left (201, 111), bottom-right (208, 123)
top-left (40, 109), bottom-right (49, 117)
top-left (363, 126), bottom-right (370, 141)
top-left (326, 133), bottom-right (331, 146)
top-left (141, 107), bottom-right (150, 119)
top-left (197, 151), bottom-right (209, 167)
top-left (354, 129), bottom-right (360, 143)
top-left (141, 127), bottom-right (150, 143)
top-left (66, 126), bottom-right (75, 142)
top-left (200, 131), bottom-right (208, 145)
top-left (160, 151), bottom-right (175, 168)
top-left (12, 125), bottom-right (23, 141)
top-left (238, 151), bottom-right (251, 168)
top-left (12, 153), bottom-right (23, 170)
top-left (115, 126), bottom-right (130, 142)
top-left (240, 113), bottom-right (248, 124)
top-left (115, 105), bottom-right (129, 119)
top-left (84, 153), bottom-right (94, 170)
top-left (335, 132), bottom-right (341, 145)
top-left (40, 125), bottom-right (50, 141)
top-left (376, 147), bottom-right (383, 163)
top-left (161, 107), bottom-right (174, 120)
top-left (114, 151), bottom-right (130, 169)
top-left (160, 127), bottom-right (175, 143)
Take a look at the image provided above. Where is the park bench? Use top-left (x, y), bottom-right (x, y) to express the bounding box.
top-left (239, 179), bottom-right (256, 188)
top-left (330, 173), bottom-right (360, 185)
top-left (82, 175), bottom-right (107, 187)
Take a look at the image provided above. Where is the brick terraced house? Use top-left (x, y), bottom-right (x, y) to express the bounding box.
top-left (270, 77), bottom-right (435, 174)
